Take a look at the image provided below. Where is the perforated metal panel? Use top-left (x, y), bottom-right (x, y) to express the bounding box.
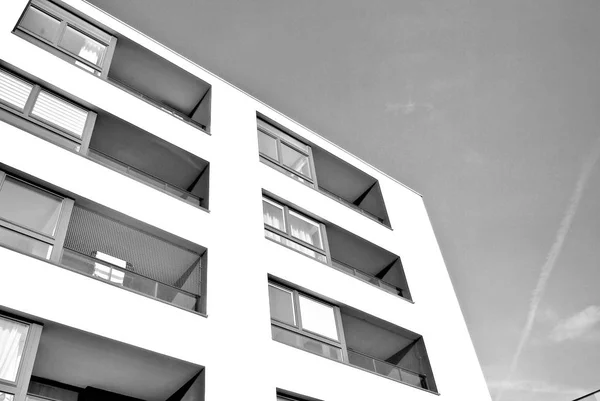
top-left (0, 69), bottom-right (33, 110)
top-left (64, 206), bottom-right (201, 295)
top-left (31, 91), bottom-right (88, 137)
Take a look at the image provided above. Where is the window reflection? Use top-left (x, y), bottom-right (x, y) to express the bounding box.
top-left (281, 144), bottom-right (311, 178)
top-left (59, 27), bottom-right (106, 66)
top-left (288, 211), bottom-right (323, 249)
top-left (299, 295), bottom-right (339, 340)
top-left (262, 200), bottom-right (285, 231)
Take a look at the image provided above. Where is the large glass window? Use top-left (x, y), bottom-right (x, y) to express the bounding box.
top-left (268, 283), bottom-right (342, 362)
top-left (257, 118), bottom-right (315, 186)
top-left (0, 317), bottom-right (29, 383)
top-left (0, 174), bottom-right (65, 260)
top-left (0, 177), bottom-right (62, 236)
top-left (262, 197), bottom-right (327, 262)
top-left (15, 1), bottom-right (112, 74)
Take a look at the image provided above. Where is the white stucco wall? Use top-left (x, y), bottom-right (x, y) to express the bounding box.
top-left (0, 1), bottom-right (491, 400)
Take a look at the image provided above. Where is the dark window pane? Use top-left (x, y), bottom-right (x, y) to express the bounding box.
top-left (59, 26), bottom-right (106, 66)
top-left (0, 316), bottom-right (29, 382)
top-left (19, 6), bottom-right (60, 42)
top-left (271, 325), bottom-right (342, 362)
top-left (281, 144), bottom-right (311, 178)
top-left (268, 285), bottom-right (296, 326)
top-left (0, 226), bottom-right (52, 259)
top-left (258, 131), bottom-right (278, 160)
top-left (0, 177), bottom-right (62, 236)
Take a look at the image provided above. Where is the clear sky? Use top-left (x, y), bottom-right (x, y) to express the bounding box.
top-left (88, 1), bottom-right (600, 399)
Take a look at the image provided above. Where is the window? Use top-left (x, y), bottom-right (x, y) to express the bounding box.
top-left (0, 317), bottom-right (29, 383)
top-left (15, 0), bottom-right (114, 76)
top-left (0, 173), bottom-right (66, 260)
top-left (268, 283), bottom-right (343, 362)
top-left (257, 118), bottom-right (315, 186)
top-left (262, 197), bottom-right (327, 262)
top-left (0, 68), bottom-right (93, 151)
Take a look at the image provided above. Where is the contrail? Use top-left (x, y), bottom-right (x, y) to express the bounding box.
top-left (495, 137), bottom-right (600, 401)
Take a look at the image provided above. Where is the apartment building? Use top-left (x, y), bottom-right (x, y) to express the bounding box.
top-left (0, 1), bottom-right (492, 400)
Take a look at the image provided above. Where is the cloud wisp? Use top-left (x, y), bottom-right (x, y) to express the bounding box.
top-left (495, 137), bottom-right (600, 401)
top-left (489, 379), bottom-right (586, 397)
top-left (550, 305), bottom-right (600, 342)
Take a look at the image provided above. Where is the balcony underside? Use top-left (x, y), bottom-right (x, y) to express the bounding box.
top-left (32, 322), bottom-right (204, 401)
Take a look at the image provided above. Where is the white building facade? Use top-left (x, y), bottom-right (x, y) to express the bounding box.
top-left (0, 1), bottom-right (492, 401)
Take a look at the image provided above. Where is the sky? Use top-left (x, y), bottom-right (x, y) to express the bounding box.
top-left (87, 1), bottom-right (600, 400)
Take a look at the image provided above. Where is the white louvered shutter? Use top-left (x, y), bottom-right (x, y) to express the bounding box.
top-left (31, 91), bottom-right (88, 137)
top-left (0, 69), bottom-right (33, 110)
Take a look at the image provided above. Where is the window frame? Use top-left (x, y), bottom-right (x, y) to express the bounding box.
top-left (257, 118), bottom-right (318, 187)
top-left (268, 282), bottom-right (348, 361)
top-left (0, 171), bottom-right (74, 263)
top-left (15, 0), bottom-right (116, 77)
top-left (262, 196), bottom-right (330, 262)
top-left (0, 67), bottom-right (96, 153)
top-left (0, 313), bottom-right (43, 401)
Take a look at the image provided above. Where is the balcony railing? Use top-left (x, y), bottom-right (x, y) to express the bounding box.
top-left (88, 149), bottom-right (203, 207)
top-left (60, 248), bottom-right (201, 312)
top-left (331, 258), bottom-right (406, 298)
top-left (347, 349), bottom-right (429, 390)
top-left (318, 187), bottom-right (385, 224)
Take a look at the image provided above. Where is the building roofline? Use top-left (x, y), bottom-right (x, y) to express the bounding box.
top-left (82, 0), bottom-right (422, 198)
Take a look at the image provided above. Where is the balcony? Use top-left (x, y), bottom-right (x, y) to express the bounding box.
top-left (0, 169), bottom-right (207, 313)
top-left (258, 117), bottom-right (390, 227)
top-left (312, 147), bottom-right (389, 226)
top-left (341, 308), bottom-right (436, 391)
top-left (263, 196), bottom-right (410, 300)
top-left (60, 205), bottom-right (205, 313)
top-left (28, 323), bottom-right (205, 401)
top-left (268, 282), bottom-right (436, 392)
top-left (106, 36), bottom-right (211, 131)
top-left (13, 0), bottom-right (211, 131)
top-left (88, 110), bottom-right (209, 208)
top-left (327, 224), bottom-right (410, 300)
top-left (0, 66), bottom-right (210, 209)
